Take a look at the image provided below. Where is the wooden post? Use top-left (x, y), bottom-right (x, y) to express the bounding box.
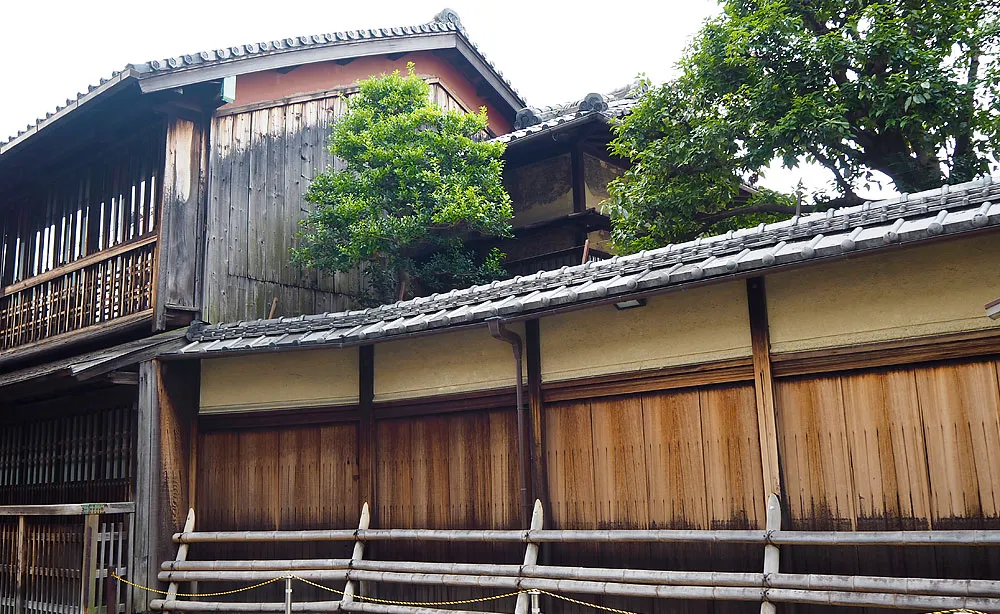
top-left (514, 500), bottom-right (544, 614)
top-left (342, 503), bottom-right (371, 604)
top-left (760, 494), bottom-right (782, 614)
top-left (358, 346), bottom-right (376, 526)
top-left (524, 320), bottom-right (549, 511)
top-left (165, 509), bottom-right (196, 603)
top-left (134, 360), bottom-right (160, 613)
top-left (747, 278), bottom-right (781, 499)
top-left (80, 513), bottom-right (100, 614)
top-left (14, 515), bottom-right (26, 614)
top-left (105, 567), bottom-right (119, 614)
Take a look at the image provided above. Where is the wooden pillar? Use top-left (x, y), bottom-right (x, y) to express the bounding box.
top-left (358, 345), bottom-right (376, 525)
top-left (133, 360), bottom-right (159, 613)
top-left (747, 277), bottom-right (782, 500)
top-left (524, 320), bottom-right (549, 510)
top-left (134, 359), bottom-right (200, 612)
top-left (80, 513), bottom-right (100, 614)
top-left (155, 112), bottom-right (209, 331)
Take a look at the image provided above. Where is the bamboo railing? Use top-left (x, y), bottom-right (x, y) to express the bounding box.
top-left (0, 502), bottom-right (135, 614)
top-left (149, 496), bottom-right (1000, 614)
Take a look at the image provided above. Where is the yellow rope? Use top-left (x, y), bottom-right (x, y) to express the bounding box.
top-left (110, 572), bottom-right (286, 598)
top-left (112, 573), bottom-right (991, 614)
top-left (292, 574), bottom-right (525, 606)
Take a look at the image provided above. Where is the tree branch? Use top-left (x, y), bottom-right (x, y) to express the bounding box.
top-left (806, 145), bottom-right (859, 198)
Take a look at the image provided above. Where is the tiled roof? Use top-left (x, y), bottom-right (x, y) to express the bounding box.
top-left (176, 176), bottom-right (1000, 357)
top-left (1, 10), bottom-right (524, 154)
top-left (494, 82), bottom-right (644, 145)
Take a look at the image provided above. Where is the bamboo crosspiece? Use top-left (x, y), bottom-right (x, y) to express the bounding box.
top-left (342, 502), bottom-right (371, 604)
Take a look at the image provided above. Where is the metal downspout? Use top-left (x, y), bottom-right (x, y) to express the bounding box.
top-left (487, 317), bottom-right (531, 528)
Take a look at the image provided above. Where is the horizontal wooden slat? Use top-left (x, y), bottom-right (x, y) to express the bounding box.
top-left (2, 235), bottom-right (157, 297)
top-left (541, 358), bottom-right (754, 402)
top-left (771, 327), bottom-right (1000, 377)
top-left (0, 502), bottom-right (135, 516)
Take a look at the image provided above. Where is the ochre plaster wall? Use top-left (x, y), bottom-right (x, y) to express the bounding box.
top-left (539, 281), bottom-right (753, 382)
top-left (220, 51), bottom-right (512, 134)
top-left (200, 348), bottom-right (359, 413)
top-left (766, 233), bottom-right (1000, 354)
top-left (374, 324), bottom-right (525, 401)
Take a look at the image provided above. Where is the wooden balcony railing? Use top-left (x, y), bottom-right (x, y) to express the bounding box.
top-left (0, 237), bottom-right (156, 351)
top-left (0, 502), bottom-right (135, 614)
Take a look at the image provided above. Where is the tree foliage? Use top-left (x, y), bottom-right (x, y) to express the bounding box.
top-left (605, 0), bottom-right (1000, 253)
top-left (294, 66), bottom-right (513, 305)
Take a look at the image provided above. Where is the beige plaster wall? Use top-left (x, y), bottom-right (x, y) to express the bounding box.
top-left (200, 348), bottom-right (359, 413)
top-left (766, 233), bottom-right (1000, 353)
top-left (539, 281), bottom-right (753, 382)
top-left (374, 324), bottom-right (525, 402)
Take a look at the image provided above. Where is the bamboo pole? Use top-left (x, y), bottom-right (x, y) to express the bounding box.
top-left (172, 527), bottom-right (1000, 546)
top-left (761, 493), bottom-right (781, 614)
top-left (159, 570), bottom-right (349, 583)
top-left (157, 563), bottom-right (1000, 599)
top-left (150, 599), bottom-right (506, 614)
top-left (165, 510), bottom-right (196, 602)
top-left (342, 503), bottom-right (370, 605)
top-left (337, 570), bottom-right (1000, 611)
top-left (514, 500), bottom-right (543, 614)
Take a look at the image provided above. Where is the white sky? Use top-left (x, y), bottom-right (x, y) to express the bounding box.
top-left (0, 0), bottom-right (893, 198)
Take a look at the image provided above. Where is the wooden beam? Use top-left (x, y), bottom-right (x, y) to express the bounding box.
top-left (571, 145), bottom-right (587, 215)
top-left (155, 114), bottom-right (207, 331)
top-left (524, 320), bottom-right (549, 511)
top-left (359, 345), bottom-right (376, 525)
top-left (747, 277), bottom-right (781, 499)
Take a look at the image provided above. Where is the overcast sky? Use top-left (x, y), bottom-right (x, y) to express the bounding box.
top-left (0, 0), bottom-right (891, 198)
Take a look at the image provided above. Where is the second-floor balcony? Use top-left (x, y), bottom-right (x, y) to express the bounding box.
top-left (0, 122), bottom-right (162, 354)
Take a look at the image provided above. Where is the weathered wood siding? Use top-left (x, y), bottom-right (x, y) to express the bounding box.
top-left (203, 95), bottom-right (354, 324)
top-left (773, 357), bottom-right (1000, 585)
top-left (545, 384), bottom-right (764, 531)
top-left (376, 409), bottom-right (520, 529)
top-left (203, 83), bottom-right (473, 324)
top-left (776, 357), bottom-right (1000, 531)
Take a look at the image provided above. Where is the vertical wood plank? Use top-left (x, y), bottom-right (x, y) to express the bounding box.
top-left (700, 385), bottom-right (765, 528)
top-left (543, 400), bottom-right (596, 529)
top-left (641, 389), bottom-right (708, 528)
top-left (590, 395), bottom-right (649, 528)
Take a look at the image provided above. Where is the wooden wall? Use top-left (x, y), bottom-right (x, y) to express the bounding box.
top-left (202, 82), bottom-right (475, 325)
top-left (203, 95), bottom-right (354, 324)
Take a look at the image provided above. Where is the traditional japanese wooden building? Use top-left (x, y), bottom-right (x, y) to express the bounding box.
top-left (150, 178), bottom-right (1000, 613)
top-left (0, 10), bottom-right (636, 614)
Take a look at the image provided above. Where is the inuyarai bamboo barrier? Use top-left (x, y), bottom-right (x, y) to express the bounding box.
top-left (152, 497), bottom-right (1000, 613)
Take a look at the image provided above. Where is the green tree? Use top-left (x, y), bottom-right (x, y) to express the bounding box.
top-left (294, 66), bottom-right (513, 305)
top-left (605, 0), bottom-right (1000, 253)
